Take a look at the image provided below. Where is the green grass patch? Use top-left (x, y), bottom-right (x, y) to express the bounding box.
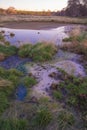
top-left (34, 106), bottom-right (52, 128)
top-left (0, 92), bottom-right (9, 115)
top-left (0, 118), bottom-right (28, 130)
top-left (51, 68), bottom-right (87, 113)
top-left (0, 33), bottom-right (4, 41)
top-left (18, 42), bottom-right (57, 62)
top-left (0, 44), bottom-right (18, 57)
top-left (0, 67), bottom-right (24, 115)
top-left (52, 90), bottom-right (63, 100)
top-left (63, 37), bottom-right (74, 42)
top-left (58, 110), bottom-right (75, 130)
top-left (23, 76), bottom-right (37, 87)
top-left (63, 77), bottom-right (87, 111)
top-left (63, 32), bottom-right (87, 43)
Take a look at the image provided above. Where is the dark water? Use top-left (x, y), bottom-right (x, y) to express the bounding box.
top-left (16, 84), bottom-right (27, 101)
top-left (0, 55), bottom-right (31, 69)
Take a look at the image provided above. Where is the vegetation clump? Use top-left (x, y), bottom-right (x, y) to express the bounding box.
top-left (34, 106), bottom-right (52, 128)
top-left (62, 31), bottom-right (87, 59)
top-left (0, 33), bottom-right (4, 41)
top-left (0, 118), bottom-right (28, 130)
top-left (0, 44), bottom-right (18, 57)
top-left (23, 76), bottom-right (37, 88)
top-left (0, 92), bottom-right (9, 115)
top-left (0, 67), bottom-right (24, 114)
top-left (51, 68), bottom-right (87, 117)
top-left (18, 42), bottom-right (57, 62)
top-left (58, 110), bottom-right (75, 130)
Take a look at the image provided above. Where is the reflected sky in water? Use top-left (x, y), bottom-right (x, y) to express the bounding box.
top-left (0, 26), bottom-right (70, 46)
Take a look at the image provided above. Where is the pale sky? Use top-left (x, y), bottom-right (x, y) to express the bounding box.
top-left (0, 0), bottom-right (68, 11)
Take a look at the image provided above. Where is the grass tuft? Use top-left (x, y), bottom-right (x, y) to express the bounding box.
top-left (18, 42), bottom-right (58, 62)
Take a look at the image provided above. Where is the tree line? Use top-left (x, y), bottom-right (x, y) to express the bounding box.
top-left (55, 0), bottom-right (87, 17)
top-left (0, 0), bottom-right (87, 17)
top-left (0, 7), bottom-right (51, 16)
top-left (65, 0), bottom-right (87, 17)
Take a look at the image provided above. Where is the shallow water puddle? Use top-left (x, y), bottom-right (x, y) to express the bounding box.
top-left (0, 55), bottom-right (31, 69)
top-left (0, 26), bottom-right (70, 46)
top-left (0, 25), bottom-right (86, 47)
top-left (16, 84), bottom-right (27, 101)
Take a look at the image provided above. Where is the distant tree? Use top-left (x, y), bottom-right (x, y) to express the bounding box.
top-left (65, 0), bottom-right (87, 17)
top-left (6, 7), bottom-right (17, 14)
top-left (66, 0), bottom-right (80, 16)
top-left (0, 8), bottom-right (6, 14)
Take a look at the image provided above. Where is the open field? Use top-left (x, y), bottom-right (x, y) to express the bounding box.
top-left (0, 15), bottom-right (87, 28)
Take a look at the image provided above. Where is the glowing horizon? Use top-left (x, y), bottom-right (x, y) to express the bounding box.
top-left (0, 0), bottom-right (68, 11)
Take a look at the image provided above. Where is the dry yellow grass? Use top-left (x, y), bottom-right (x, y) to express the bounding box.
top-left (0, 15), bottom-right (87, 24)
top-left (70, 27), bottom-right (82, 37)
top-left (0, 79), bottom-right (12, 87)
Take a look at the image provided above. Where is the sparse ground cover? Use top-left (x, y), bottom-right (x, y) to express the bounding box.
top-left (50, 68), bottom-right (87, 128)
top-left (62, 28), bottom-right (87, 57)
top-left (62, 27), bottom-right (87, 73)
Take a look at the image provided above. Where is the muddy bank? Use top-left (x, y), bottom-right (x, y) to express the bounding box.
top-left (2, 22), bottom-right (68, 30)
top-left (1, 21), bottom-right (87, 30)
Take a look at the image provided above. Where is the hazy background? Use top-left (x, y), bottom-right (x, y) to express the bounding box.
top-left (0, 0), bottom-right (68, 11)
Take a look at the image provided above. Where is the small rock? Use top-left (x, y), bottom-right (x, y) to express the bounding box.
top-left (50, 83), bottom-right (58, 90)
top-left (49, 72), bottom-right (57, 78)
top-left (28, 72), bottom-right (33, 77)
top-left (38, 32), bottom-right (40, 34)
top-left (30, 96), bottom-right (38, 103)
